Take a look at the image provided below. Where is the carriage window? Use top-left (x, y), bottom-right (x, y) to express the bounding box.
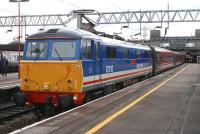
top-left (106, 47), bottom-right (112, 58)
top-left (106, 47), bottom-right (116, 58)
top-left (124, 48), bottom-right (129, 59)
top-left (112, 48), bottom-right (116, 58)
top-left (26, 42), bottom-right (48, 59)
top-left (82, 40), bottom-right (91, 59)
top-left (130, 49), bottom-right (136, 59)
top-left (136, 50), bottom-right (141, 58)
top-left (51, 41), bottom-right (76, 58)
top-left (144, 51), bottom-right (149, 58)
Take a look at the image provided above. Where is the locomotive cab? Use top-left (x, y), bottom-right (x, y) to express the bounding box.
top-left (17, 39), bottom-right (84, 108)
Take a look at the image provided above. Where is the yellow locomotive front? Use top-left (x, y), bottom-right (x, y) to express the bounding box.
top-left (15, 29), bottom-right (86, 110)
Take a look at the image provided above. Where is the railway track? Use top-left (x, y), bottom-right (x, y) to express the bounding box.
top-left (0, 103), bottom-right (35, 123)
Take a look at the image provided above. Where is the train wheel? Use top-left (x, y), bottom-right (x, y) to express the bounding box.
top-left (104, 85), bottom-right (113, 95)
top-left (148, 73), bottom-right (153, 77)
top-left (112, 85), bottom-right (117, 92)
top-left (115, 84), bottom-right (122, 91)
top-left (59, 95), bottom-right (73, 111)
top-left (44, 104), bottom-right (55, 117)
top-left (84, 92), bottom-right (93, 103)
top-left (14, 92), bottom-right (26, 107)
top-left (123, 80), bottom-right (131, 88)
top-left (44, 96), bottom-right (55, 116)
top-left (131, 79), bottom-right (138, 85)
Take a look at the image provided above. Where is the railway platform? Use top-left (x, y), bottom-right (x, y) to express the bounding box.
top-left (0, 73), bottom-right (19, 89)
top-left (12, 64), bottom-right (200, 134)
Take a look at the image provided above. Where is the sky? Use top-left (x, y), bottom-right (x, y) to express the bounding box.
top-left (0, 0), bottom-right (200, 43)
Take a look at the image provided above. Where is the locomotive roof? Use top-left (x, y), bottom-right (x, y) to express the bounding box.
top-left (27, 27), bottom-right (150, 50)
top-left (27, 27), bottom-right (100, 40)
top-left (100, 37), bottom-right (150, 50)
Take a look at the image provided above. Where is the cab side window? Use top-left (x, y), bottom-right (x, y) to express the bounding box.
top-left (144, 51), bottom-right (149, 58)
top-left (106, 47), bottom-right (112, 58)
top-left (95, 42), bottom-right (100, 59)
top-left (82, 40), bottom-right (91, 59)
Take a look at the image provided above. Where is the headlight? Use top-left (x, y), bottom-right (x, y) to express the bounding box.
top-left (44, 84), bottom-right (49, 91)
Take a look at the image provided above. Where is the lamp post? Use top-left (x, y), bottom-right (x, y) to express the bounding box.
top-left (9, 0), bottom-right (29, 77)
top-left (154, 26), bottom-right (162, 30)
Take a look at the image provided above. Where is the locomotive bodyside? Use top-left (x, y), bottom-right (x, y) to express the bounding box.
top-left (82, 37), bottom-right (152, 92)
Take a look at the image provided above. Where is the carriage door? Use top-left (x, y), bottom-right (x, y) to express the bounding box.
top-left (93, 41), bottom-right (102, 89)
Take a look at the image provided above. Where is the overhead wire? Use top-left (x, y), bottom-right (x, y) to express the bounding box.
top-left (57, 0), bottom-right (82, 9)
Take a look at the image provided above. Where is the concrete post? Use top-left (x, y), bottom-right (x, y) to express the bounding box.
top-left (77, 15), bottom-right (82, 29)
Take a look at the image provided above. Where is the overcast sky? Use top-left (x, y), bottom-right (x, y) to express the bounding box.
top-left (0, 0), bottom-right (200, 43)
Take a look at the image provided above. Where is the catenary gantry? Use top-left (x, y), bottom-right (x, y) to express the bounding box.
top-left (1, 9), bottom-right (200, 52)
top-left (0, 9), bottom-right (200, 27)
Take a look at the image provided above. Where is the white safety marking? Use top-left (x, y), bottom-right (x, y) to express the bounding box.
top-left (0, 80), bottom-right (19, 85)
top-left (0, 84), bottom-right (19, 89)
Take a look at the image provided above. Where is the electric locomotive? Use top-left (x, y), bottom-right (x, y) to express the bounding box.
top-left (14, 27), bottom-right (184, 111)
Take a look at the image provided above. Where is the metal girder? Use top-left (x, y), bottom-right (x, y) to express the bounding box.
top-left (0, 13), bottom-right (76, 27)
top-left (87, 9), bottom-right (200, 24)
top-left (0, 9), bottom-right (200, 27)
top-left (148, 36), bottom-right (200, 51)
top-left (151, 37), bottom-right (200, 43)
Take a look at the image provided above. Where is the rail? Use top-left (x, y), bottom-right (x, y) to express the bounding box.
top-left (0, 103), bottom-right (34, 123)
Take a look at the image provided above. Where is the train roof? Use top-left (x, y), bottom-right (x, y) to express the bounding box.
top-left (27, 27), bottom-right (100, 40)
top-left (100, 37), bottom-right (150, 50)
top-left (152, 46), bottom-right (175, 53)
top-left (27, 27), bottom-right (150, 50)
top-left (152, 46), bottom-right (183, 55)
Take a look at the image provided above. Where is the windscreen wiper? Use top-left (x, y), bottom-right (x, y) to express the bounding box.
top-left (33, 46), bottom-right (46, 61)
top-left (33, 49), bottom-right (41, 61)
top-left (34, 54), bottom-right (40, 61)
top-left (53, 46), bottom-right (62, 61)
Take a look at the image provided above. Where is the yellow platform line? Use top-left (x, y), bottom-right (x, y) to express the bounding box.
top-left (85, 64), bottom-right (190, 134)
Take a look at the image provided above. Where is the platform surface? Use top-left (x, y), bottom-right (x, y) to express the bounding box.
top-left (14, 64), bottom-right (200, 134)
top-left (0, 73), bottom-right (19, 89)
